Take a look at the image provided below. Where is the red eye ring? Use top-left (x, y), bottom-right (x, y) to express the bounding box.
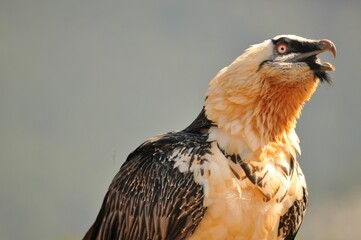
top-left (276, 43), bottom-right (288, 54)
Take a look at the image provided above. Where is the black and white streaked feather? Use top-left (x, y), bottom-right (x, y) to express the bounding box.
top-left (278, 188), bottom-right (308, 240)
top-left (83, 109), bottom-right (214, 240)
top-left (84, 108), bottom-right (307, 240)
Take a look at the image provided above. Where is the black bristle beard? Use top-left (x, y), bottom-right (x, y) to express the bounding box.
top-left (314, 71), bottom-right (332, 84)
top-left (305, 57), bottom-right (332, 84)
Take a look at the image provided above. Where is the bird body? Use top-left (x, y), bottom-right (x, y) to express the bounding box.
top-left (84, 35), bottom-right (336, 240)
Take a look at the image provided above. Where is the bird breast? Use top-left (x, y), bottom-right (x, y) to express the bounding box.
top-left (172, 141), bottom-right (306, 240)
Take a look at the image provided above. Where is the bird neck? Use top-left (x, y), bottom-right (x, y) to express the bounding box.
top-left (204, 67), bottom-right (319, 157)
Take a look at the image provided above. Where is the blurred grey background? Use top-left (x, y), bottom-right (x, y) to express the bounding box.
top-left (1, 1), bottom-right (360, 239)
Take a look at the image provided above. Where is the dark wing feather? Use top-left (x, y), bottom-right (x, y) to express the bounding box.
top-left (278, 187), bottom-right (308, 240)
top-left (184, 107), bottom-right (214, 133)
top-left (84, 130), bottom-right (211, 240)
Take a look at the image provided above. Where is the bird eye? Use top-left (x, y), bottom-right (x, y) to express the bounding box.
top-left (275, 43), bottom-right (288, 54)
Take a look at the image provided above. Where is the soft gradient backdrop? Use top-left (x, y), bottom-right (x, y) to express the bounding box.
top-left (1, 1), bottom-right (360, 239)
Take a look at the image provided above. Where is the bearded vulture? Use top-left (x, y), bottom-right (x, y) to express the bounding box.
top-left (83, 35), bottom-right (336, 240)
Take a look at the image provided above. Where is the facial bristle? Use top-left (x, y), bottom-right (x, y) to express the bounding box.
top-left (315, 71), bottom-right (332, 84)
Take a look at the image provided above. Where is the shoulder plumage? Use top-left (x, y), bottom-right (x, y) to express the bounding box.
top-left (183, 107), bottom-right (215, 133)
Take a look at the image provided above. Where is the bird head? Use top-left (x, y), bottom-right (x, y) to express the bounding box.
top-left (261, 35), bottom-right (336, 83)
top-left (205, 35), bottom-right (336, 152)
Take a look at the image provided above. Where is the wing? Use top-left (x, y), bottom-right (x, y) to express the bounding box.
top-left (84, 129), bottom-right (212, 240)
top-left (278, 187), bottom-right (308, 240)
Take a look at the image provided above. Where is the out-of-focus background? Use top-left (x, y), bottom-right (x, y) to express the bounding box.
top-left (1, 1), bottom-right (360, 239)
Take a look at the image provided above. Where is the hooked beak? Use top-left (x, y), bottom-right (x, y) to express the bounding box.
top-left (318, 39), bottom-right (337, 58)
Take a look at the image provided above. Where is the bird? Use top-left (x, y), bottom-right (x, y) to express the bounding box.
top-left (83, 35), bottom-right (336, 240)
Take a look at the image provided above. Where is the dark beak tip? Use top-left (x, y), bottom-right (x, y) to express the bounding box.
top-left (319, 39), bottom-right (337, 58)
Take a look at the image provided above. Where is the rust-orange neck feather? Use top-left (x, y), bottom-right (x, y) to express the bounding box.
top-left (205, 55), bottom-right (319, 154)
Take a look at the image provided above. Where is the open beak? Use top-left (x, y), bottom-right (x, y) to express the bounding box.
top-left (291, 39), bottom-right (337, 71)
top-left (318, 39), bottom-right (337, 71)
